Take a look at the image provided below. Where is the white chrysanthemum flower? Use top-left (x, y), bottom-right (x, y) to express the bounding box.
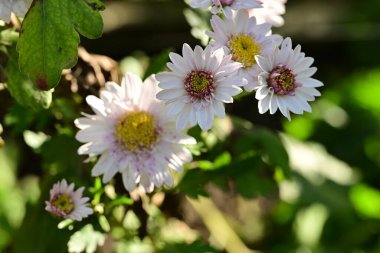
top-left (45, 179), bottom-right (93, 221)
top-left (156, 43), bottom-right (243, 131)
top-left (255, 37), bottom-right (323, 120)
top-left (248, 0), bottom-right (287, 27)
top-left (0, 0), bottom-right (32, 23)
top-left (207, 10), bottom-right (282, 91)
top-left (75, 73), bottom-right (195, 193)
top-left (190, 0), bottom-right (261, 15)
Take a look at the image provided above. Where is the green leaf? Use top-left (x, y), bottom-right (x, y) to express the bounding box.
top-left (98, 215), bottom-right (110, 232)
top-left (5, 47), bottom-right (53, 109)
top-left (198, 152), bottom-right (231, 171)
top-left (106, 196), bottom-right (134, 209)
top-left (17, 0), bottom-right (103, 90)
top-left (40, 134), bottom-right (81, 175)
top-left (235, 163), bottom-right (278, 198)
top-left (350, 184), bottom-right (380, 219)
top-left (249, 129), bottom-right (291, 176)
top-left (67, 224), bottom-right (105, 253)
top-left (157, 240), bottom-right (220, 253)
top-left (143, 49), bottom-right (171, 79)
top-left (84, 0), bottom-right (106, 11)
top-left (0, 29), bottom-right (19, 45)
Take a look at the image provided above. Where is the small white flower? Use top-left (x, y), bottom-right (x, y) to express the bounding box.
top-left (255, 37), bottom-right (323, 120)
top-left (248, 0), bottom-right (287, 27)
top-left (190, 0), bottom-right (262, 15)
top-left (156, 43), bottom-right (243, 131)
top-left (207, 10), bottom-right (282, 91)
top-left (45, 179), bottom-right (93, 221)
top-left (75, 73), bottom-right (195, 193)
top-left (0, 0), bottom-right (32, 23)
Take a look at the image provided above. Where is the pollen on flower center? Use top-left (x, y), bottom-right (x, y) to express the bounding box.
top-left (184, 70), bottom-right (215, 100)
top-left (115, 111), bottom-right (158, 152)
top-left (268, 64), bottom-right (297, 95)
top-left (52, 194), bottom-right (74, 215)
top-left (227, 34), bottom-right (261, 68)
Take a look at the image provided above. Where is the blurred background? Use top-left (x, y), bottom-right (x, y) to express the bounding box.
top-left (1, 0), bottom-right (380, 252)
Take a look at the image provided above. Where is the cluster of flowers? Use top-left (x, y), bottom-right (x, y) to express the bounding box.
top-left (0, 0), bottom-right (323, 221)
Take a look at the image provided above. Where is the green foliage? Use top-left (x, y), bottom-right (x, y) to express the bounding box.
top-left (179, 125), bottom-right (284, 199)
top-left (1, 1), bottom-right (379, 253)
top-left (350, 184), bottom-right (380, 219)
top-left (67, 224), bottom-right (105, 253)
top-left (17, 0), bottom-right (103, 90)
top-left (157, 240), bottom-right (220, 253)
top-left (5, 47), bottom-right (53, 109)
top-left (144, 49), bottom-right (171, 79)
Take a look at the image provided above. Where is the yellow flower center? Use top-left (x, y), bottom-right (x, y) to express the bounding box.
top-left (115, 111), bottom-right (158, 152)
top-left (52, 194), bottom-right (74, 214)
top-left (227, 34), bottom-right (261, 68)
top-left (184, 70), bottom-right (214, 100)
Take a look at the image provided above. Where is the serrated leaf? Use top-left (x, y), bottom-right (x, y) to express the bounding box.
top-left (5, 47), bottom-right (53, 109)
top-left (17, 0), bottom-right (103, 90)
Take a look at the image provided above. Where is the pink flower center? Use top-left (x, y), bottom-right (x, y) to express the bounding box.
top-left (268, 65), bottom-right (297, 95)
top-left (184, 70), bottom-right (215, 100)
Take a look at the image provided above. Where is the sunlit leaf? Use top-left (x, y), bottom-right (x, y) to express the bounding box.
top-left (350, 184), bottom-right (380, 219)
top-left (107, 196), bottom-right (134, 209)
top-left (67, 224), bottom-right (105, 253)
top-left (98, 215), bottom-right (110, 232)
top-left (5, 47), bottom-right (53, 109)
top-left (18, 0), bottom-right (103, 90)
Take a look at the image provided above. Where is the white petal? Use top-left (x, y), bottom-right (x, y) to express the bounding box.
top-left (197, 106), bottom-right (214, 131)
top-left (122, 170), bottom-right (137, 192)
top-left (157, 72), bottom-right (183, 89)
top-left (299, 78), bottom-right (324, 88)
top-left (176, 106), bottom-right (191, 130)
top-left (92, 153), bottom-right (113, 179)
top-left (86, 95), bottom-right (106, 116)
top-left (255, 86), bottom-right (269, 100)
top-left (296, 67), bottom-right (317, 79)
top-left (256, 55), bottom-right (272, 73)
top-left (156, 89), bottom-right (185, 100)
top-left (75, 127), bottom-right (110, 143)
top-left (78, 142), bottom-right (107, 155)
top-left (212, 101), bottom-right (225, 117)
top-left (165, 100), bottom-right (186, 117)
top-left (269, 94), bottom-right (279, 114)
top-left (258, 94), bottom-right (271, 114)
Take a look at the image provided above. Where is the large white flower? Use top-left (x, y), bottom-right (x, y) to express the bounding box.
top-left (255, 37), bottom-right (323, 120)
top-left (207, 10), bottom-right (282, 92)
top-left (75, 73), bottom-right (195, 193)
top-left (45, 179), bottom-right (93, 221)
top-left (156, 43), bottom-right (243, 131)
top-left (0, 0), bottom-right (32, 23)
top-left (248, 0), bottom-right (287, 27)
top-left (190, 0), bottom-right (261, 15)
